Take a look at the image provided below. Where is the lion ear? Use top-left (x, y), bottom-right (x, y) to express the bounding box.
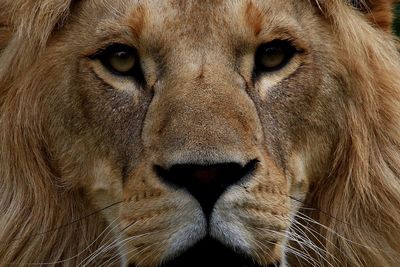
top-left (349, 0), bottom-right (396, 31)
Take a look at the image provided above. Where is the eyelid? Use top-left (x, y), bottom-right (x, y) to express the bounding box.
top-left (262, 39), bottom-right (304, 54)
top-left (256, 24), bottom-right (310, 53)
top-left (89, 43), bottom-right (136, 59)
top-left (85, 41), bottom-right (136, 59)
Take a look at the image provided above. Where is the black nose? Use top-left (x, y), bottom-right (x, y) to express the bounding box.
top-left (155, 159), bottom-right (259, 217)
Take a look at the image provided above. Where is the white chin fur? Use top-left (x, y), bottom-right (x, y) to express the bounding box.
top-left (162, 196), bottom-right (207, 261)
top-left (209, 188), bottom-right (253, 255)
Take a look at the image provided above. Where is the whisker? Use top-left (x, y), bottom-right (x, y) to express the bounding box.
top-left (82, 217), bottom-right (164, 266)
top-left (290, 218), bottom-right (341, 261)
top-left (249, 225), bottom-right (333, 267)
top-left (292, 213), bottom-right (346, 258)
top-left (11, 201), bottom-right (123, 242)
top-left (132, 242), bottom-right (165, 267)
top-left (251, 227), bottom-right (321, 267)
top-left (79, 219), bottom-right (130, 266)
top-left (289, 196), bottom-right (362, 229)
top-left (251, 237), bottom-right (274, 265)
top-left (111, 236), bottom-right (163, 267)
top-left (21, 218), bottom-right (121, 266)
top-left (294, 211), bottom-right (384, 251)
top-left (288, 227), bottom-right (336, 267)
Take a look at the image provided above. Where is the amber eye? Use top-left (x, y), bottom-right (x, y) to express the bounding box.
top-left (255, 40), bottom-right (296, 72)
top-left (96, 44), bottom-right (139, 76)
top-left (109, 51), bottom-right (136, 73)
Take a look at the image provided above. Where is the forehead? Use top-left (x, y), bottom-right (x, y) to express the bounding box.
top-left (76, 0), bottom-right (312, 48)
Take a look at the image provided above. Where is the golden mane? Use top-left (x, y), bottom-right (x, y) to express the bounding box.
top-left (0, 1), bottom-right (115, 265)
top-left (301, 0), bottom-right (400, 266)
top-left (0, 0), bottom-right (399, 266)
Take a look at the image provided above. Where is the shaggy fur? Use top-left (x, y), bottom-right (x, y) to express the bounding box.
top-left (0, 0), bottom-right (399, 266)
top-left (303, 1), bottom-right (400, 265)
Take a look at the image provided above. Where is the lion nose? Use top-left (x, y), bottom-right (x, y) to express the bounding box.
top-left (155, 160), bottom-right (259, 217)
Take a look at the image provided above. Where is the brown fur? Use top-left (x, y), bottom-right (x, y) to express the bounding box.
top-left (0, 0), bottom-right (399, 266)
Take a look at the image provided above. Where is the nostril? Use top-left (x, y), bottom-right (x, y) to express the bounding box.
top-left (155, 159), bottom-right (259, 217)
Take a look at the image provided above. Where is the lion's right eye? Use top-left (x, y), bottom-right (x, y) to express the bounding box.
top-left (95, 44), bottom-right (140, 77)
top-left (254, 40), bottom-right (297, 73)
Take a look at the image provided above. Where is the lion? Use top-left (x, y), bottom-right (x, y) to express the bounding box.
top-left (0, 0), bottom-right (399, 266)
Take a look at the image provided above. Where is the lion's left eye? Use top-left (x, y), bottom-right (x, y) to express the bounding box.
top-left (109, 50), bottom-right (136, 73)
top-left (96, 44), bottom-right (139, 76)
top-left (255, 40), bottom-right (297, 73)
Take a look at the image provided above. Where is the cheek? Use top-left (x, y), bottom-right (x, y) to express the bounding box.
top-left (249, 61), bottom-right (340, 200)
top-left (86, 159), bottom-right (124, 224)
top-left (254, 64), bottom-right (336, 158)
top-left (286, 152), bottom-right (310, 200)
top-left (69, 61), bottom-right (153, 155)
top-left (47, 57), bottom-right (154, 200)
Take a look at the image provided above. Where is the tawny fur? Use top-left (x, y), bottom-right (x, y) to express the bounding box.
top-left (303, 1), bottom-right (400, 266)
top-left (0, 0), bottom-right (399, 266)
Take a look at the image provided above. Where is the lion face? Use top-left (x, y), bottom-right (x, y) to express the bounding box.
top-left (18, 0), bottom-right (369, 266)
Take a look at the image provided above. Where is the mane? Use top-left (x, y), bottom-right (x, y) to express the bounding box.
top-left (1, 0), bottom-right (400, 266)
top-left (300, 0), bottom-right (400, 266)
top-left (0, 1), bottom-right (116, 265)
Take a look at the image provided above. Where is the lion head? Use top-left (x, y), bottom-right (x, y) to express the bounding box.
top-left (1, 0), bottom-right (400, 266)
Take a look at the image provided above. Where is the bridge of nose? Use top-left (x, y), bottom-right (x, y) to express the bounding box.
top-left (142, 64), bottom-right (263, 157)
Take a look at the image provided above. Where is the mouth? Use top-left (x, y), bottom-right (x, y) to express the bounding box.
top-left (129, 236), bottom-right (281, 267)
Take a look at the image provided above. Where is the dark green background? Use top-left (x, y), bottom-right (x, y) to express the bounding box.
top-left (395, 4), bottom-right (400, 36)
